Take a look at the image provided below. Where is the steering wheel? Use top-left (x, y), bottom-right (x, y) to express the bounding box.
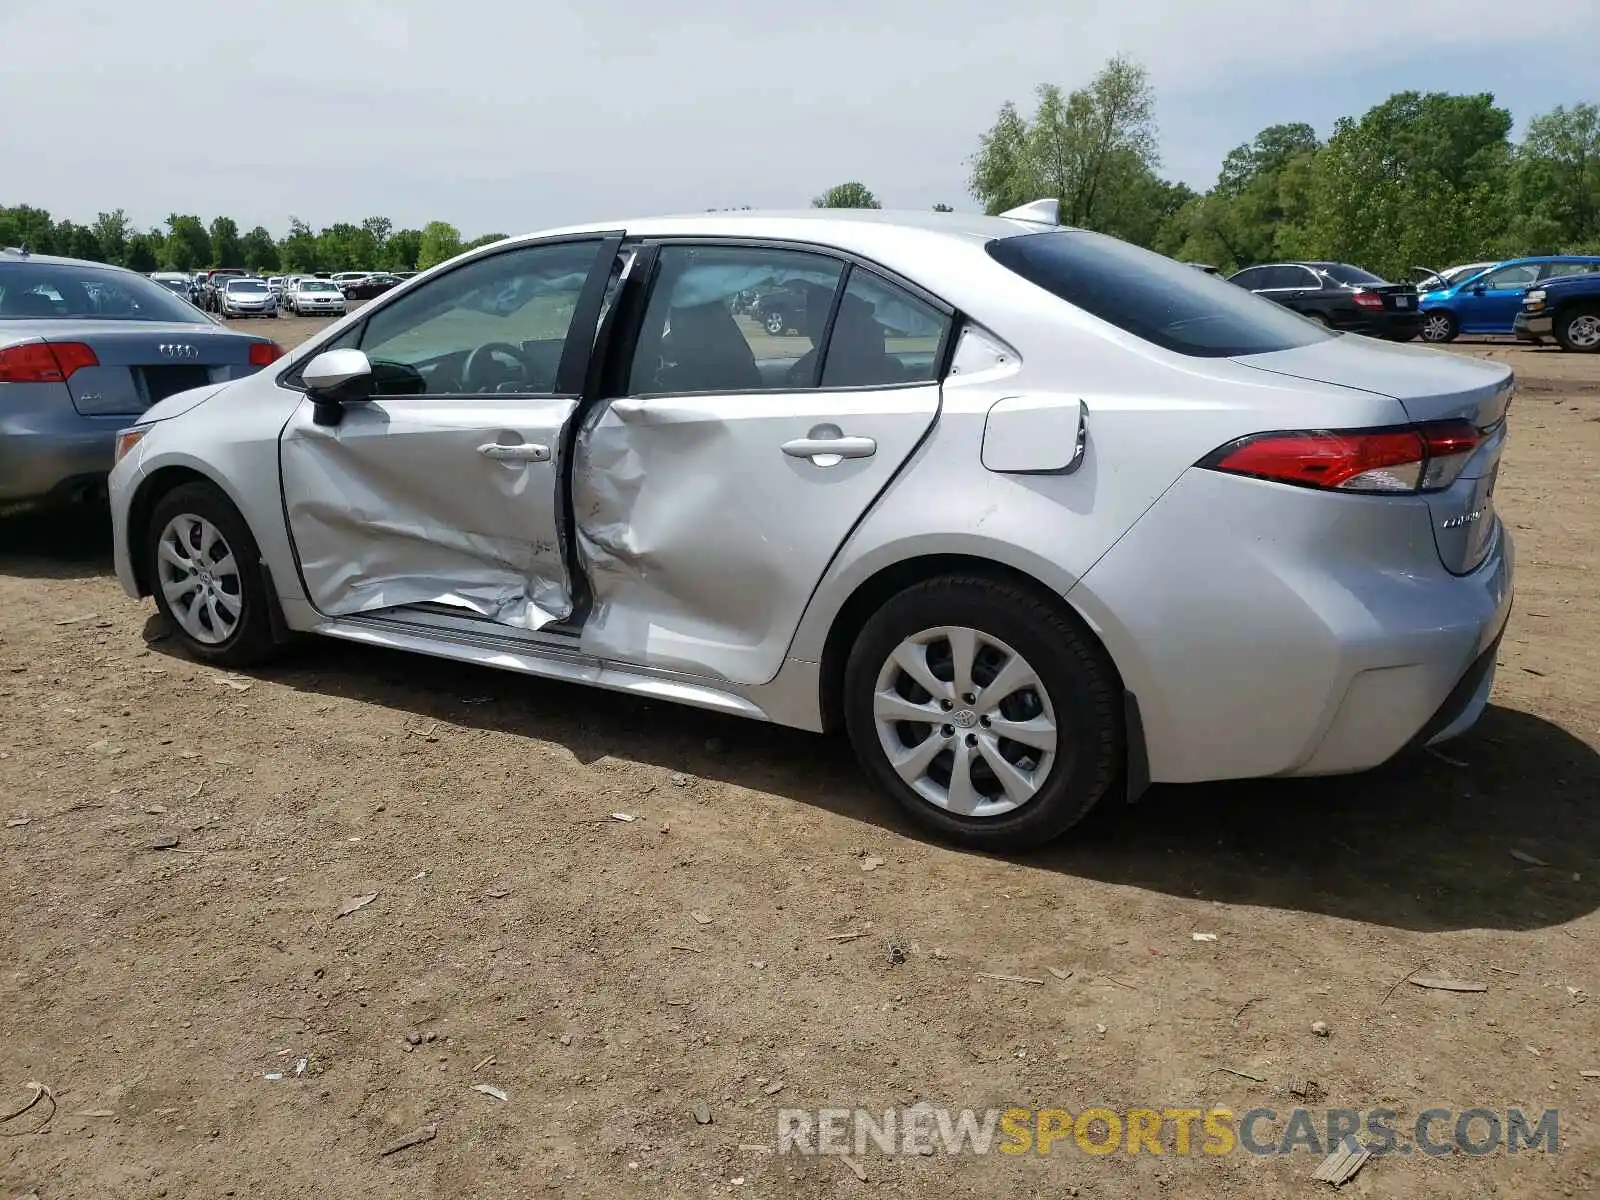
top-left (462, 342), bottom-right (530, 392)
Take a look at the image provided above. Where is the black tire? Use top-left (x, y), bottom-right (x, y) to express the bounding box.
top-left (1420, 311), bottom-right (1458, 343)
top-left (146, 481), bottom-right (282, 668)
top-left (1553, 305), bottom-right (1600, 353)
top-left (843, 575), bottom-right (1121, 851)
top-left (1305, 312), bottom-right (1331, 328)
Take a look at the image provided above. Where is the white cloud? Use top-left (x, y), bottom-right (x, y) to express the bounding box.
top-left (0, 0), bottom-right (1580, 235)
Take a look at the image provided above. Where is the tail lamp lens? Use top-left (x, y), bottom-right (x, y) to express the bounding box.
top-left (1201, 420), bottom-right (1483, 494)
top-left (249, 341), bottom-right (286, 367)
top-left (0, 341), bottom-right (99, 383)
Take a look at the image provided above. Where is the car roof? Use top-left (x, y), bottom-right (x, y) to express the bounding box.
top-left (1, 248), bottom-right (149, 277)
top-left (520, 208), bottom-right (1062, 253)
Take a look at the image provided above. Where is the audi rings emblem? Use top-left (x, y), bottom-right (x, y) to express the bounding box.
top-left (159, 343), bottom-right (200, 360)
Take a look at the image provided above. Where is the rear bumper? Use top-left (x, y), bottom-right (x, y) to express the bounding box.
top-left (1, 396), bottom-right (124, 511)
top-left (1069, 467), bottom-right (1515, 784)
top-left (1347, 312), bottom-right (1424, 338)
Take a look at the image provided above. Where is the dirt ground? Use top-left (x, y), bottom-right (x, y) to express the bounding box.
top-left (2, 324), bottom-right (1598, 1199)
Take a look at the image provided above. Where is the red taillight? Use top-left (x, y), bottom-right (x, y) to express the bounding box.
top-left (0, 341), bottom-right (99, 383)
top-left (1351, 290), bottom-right (1385, 310)
top-left (1201, 420), bottom-right (1482, 494)
top-left (248, 341), bottom-right (285, 367)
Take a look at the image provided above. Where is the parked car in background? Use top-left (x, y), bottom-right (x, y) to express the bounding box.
top-left (1185, 262), bottom-right (1221, 275)
top-left (105, 204), bottom-right (1513, 851)
top-left (150, 272), bottom-right (199, 304)
top-left (748, 280), bottom-right (814, 335)
top-left (217, 277), bottom-right (278, 319)
top-left (1411, 261), bottom-right (1496, 292)
top-left (1, 248), bottom-right (283, 516)
top-left (267, 276), bottom-right (286, 297)
top-left (1416, 256), bottom-right (1600, 343)
top-left (285, 277), bottom-right (346, 316)
top-left (199, 268), bottom-right (250, 313)
top-left (1226, 261), bottom-right (1422, 340)
top-left (329, 272), bottom-right (370, 291)
top-left (342, 273), bottom-right (402, 301)
top-left (1515, 270), bottom-right (1600, 352)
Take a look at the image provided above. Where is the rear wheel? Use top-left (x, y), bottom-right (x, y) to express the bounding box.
top-left (763, 310), bottom-right (786, 335)
top-left (1554, 305), bottom-right (1600, 353)
top-left (1420, 311), bottom-right (1458, 343)
top-left (146, 482), bottom-right (282, 667)
top-left (1305, 312), bottom-right (1331, 328)
top-left (843, 576), bottom-right (1121, 851)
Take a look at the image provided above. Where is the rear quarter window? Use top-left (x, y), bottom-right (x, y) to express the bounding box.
top-left (988, 231), bottom-right (1331, 358)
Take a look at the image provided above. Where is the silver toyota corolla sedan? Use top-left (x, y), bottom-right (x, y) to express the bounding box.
top-left (1, 249), bottom-right (285, 517)
top-left (106, 203), bottom-right (1514, 850)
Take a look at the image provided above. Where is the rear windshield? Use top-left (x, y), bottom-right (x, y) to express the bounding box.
top-left (1322, 263), bottom-right (1386, 286)
top-left (986, 231), bottom-right (1330, 358)
top-left (0, 262), bottom-right (207, 323)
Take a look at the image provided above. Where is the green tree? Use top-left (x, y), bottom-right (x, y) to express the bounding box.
top-left (241, 226), bottom-right (280, 273)
top-left (384, 228), bottom-right (423, 271)
top-left (165, 214), bottom-right (212, 271)
top-left (362, 215), bottom-right (393, 255)
top-left (315, 222), bottom-right (378, 271)
top-left (811, 182), bottom-right (881, 209)
top-left (124, 233), bottom-right (161, 273)
top-left (92, 209), bottom-right (132, 265)
top-left (416, 221), bottom-right (463, 269)
top-left (1304, 91), bottom-right (1513, 277)
top-left (0, 205), bottom-right (60, 254)
top-left (969, 56), bottom-right (1166, 241)
top-left (932, 203), bottom-right (955, 212)
top-left (461, 233), bottom-right (508, 252)
top-left (1511, 103), bottom-right (1600, 251)
top-left (209, 216), bottom-right (242, 267)
top-left (58, 221), bottom-right (104, 262)
top-left (280, 217), bottom-right (319, 273)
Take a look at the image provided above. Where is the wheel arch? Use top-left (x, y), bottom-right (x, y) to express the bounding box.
top-left (125, 463), bottom-right (243, 597)
top-left (815, 552), bottom-right (1128, 734)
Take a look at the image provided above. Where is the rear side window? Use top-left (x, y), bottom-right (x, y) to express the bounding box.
top-left (988, 231), bottom-right (1331, 358)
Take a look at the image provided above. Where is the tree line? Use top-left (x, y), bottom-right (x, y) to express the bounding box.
top-left (5, 60), bottom-right (1595, 282)
top-left (0, 209), bottom-right (504, 276)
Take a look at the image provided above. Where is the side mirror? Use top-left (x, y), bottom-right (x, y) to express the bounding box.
top-left (303, 348), bottom-right (373, 425)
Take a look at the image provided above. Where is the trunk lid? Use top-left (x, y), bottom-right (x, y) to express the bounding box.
top-left (42, 322), bottom-right (264, 416)
top-left (1237, 338), bottom-right (1514, 575)
top-left (1353, 281), bottom-right (1420, 313)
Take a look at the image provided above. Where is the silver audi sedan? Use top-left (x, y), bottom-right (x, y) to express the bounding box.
top-left (1, 249), bottom-right (285, 517)
top-left (106, 204), bottom-right (1513, 850)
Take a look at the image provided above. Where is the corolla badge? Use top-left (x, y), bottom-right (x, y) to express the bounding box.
top-left (1440, 508), bottom-right (1486, 530)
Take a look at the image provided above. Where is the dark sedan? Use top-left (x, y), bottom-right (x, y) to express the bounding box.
top-left (342, 274), bottom-right (402, 301)
top-left (1227, 261), bottom-right (1422, 341)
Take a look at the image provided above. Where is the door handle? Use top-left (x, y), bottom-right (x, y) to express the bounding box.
top-left (478, 442), bottom-right (551, 462)
top-left (781, 435), bottom-right (877, 465)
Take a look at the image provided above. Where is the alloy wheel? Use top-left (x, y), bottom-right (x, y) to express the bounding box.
top-left (872, 626), bottom-right (1057, 818)
top-left (1567, 313), bottom-right (1600, 349)
top-left (1421, 314), bottom-right (1453, 342)
top-left (156, 513), bottom-right (244, 645)
top-left (764, 311), bottom-right (785, 335)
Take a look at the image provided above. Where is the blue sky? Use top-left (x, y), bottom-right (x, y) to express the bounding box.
top-left (0, 0), bottom-right (1586, 236)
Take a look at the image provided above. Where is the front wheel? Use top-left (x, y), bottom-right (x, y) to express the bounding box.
top-left (146, 482), bottom-right (282, 667)
top-left (843, 576), bottom-right (1121, 851)
top-left (1554, 306), bottom-right (1600, 353)
top-left (1420, 311), bottom-right (1458, 343)
top-left (763, 310), bottom-right (786, 336)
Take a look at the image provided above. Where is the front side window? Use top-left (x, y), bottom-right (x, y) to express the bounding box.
top-left (1482, 263), bottom-right (1540, 289)
top-left (990, 231), bottom-right (1332, 358)
top-left (356, 239), bottom-right (603, 395)
top-left (627, 245), bottom-right (843, 394)
top-left (0, 263), bottom-right (208, 323)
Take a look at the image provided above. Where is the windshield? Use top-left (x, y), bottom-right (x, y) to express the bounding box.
top-left (300, 281), bottom-right (337, 292)
top-left (1322, 263), bottom-right (1387, 287)
top-left (986, 230), bottom-right (1332, 358)
top-left (0, 262), bottom-right (209, 323)
top-left (227, 279), bottom-right (269, 293)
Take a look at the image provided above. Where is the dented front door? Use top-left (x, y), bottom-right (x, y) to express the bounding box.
top-left (278, 235), bottom-right (618, 630)
top-left (280, 392), bottom-right (579, 628)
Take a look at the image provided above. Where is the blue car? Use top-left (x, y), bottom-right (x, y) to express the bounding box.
top-left (1417, 255), bottom-right (1600, 343)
